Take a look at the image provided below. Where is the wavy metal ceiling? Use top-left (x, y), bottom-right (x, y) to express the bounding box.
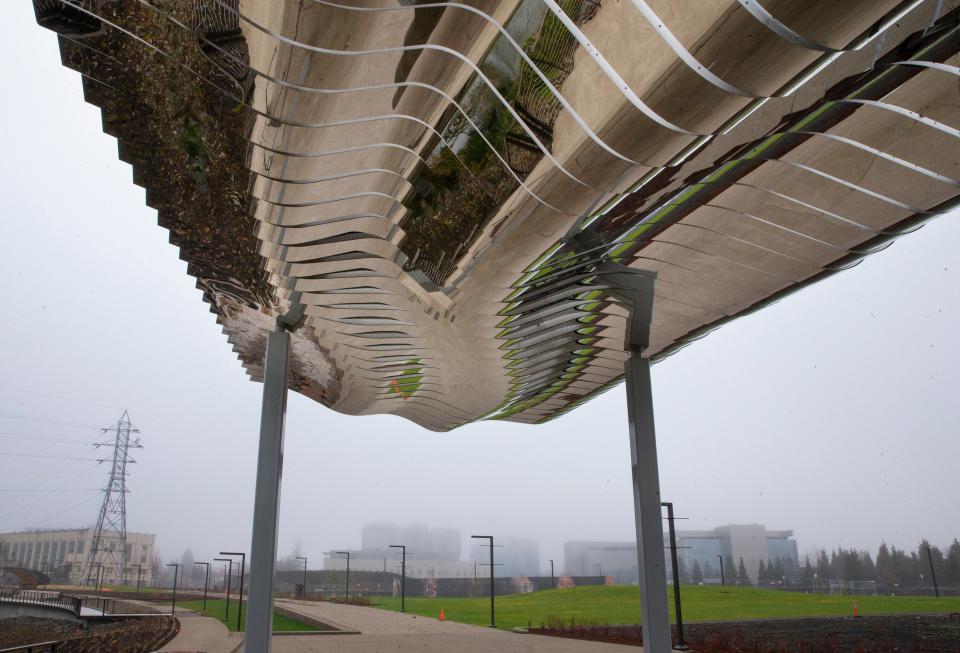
top-left (33, 0), bottom-right (960, 430)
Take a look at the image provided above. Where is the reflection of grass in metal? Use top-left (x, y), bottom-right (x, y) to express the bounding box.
top-left (373, 585), bottom-right (960, 631)
top-left (389, 359), bottom-right (423, 400)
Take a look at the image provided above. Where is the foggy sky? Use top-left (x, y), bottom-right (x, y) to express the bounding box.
top-left (1, 3), bottom-right (958, 574)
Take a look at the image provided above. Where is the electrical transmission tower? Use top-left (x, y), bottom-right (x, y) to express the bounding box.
top-left (82, 410), bottom-right (142, 586)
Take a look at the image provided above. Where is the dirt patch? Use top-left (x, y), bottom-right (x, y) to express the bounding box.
top-left (530, 613), bottom-right (960, 651)
top-left (0, 615), bottom-right (179, 652)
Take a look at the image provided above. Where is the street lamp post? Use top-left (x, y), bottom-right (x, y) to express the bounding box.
top-left (194, 562), bottom-right (210, 614)
top-left (471, 535), bottom-right (495, 628)
top-left (548, 559), bottom-right (555, 590)
top-left (717, 556), bottom-right (725, 586)
top-left (221, 552), bottom-right (246, 631)
top-left (389, 545), bottom-right (406, 612)
top-left (336, 552), bottom-right (351, 600)
top-left (296, 556), bottom-right (308, 599)
top-left (215, 557), bottom-right (233, 621)
top-left (166, 563), bottom-right (179, 616)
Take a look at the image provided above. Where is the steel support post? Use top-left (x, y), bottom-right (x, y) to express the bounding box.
top-left (603, 265), bottom-right (672, 652)
top-left (245, 329), bottom-right (291, 653)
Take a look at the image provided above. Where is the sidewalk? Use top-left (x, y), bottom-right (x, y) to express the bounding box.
top-left (158, 609), bottom-right (242, 653)
top-left (271, 600), bottom-right (641, 653)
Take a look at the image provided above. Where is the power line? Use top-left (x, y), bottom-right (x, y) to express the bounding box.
top-left (0, 413), bottom-right (106, 430)
top-left (0, 432), bottom-right (103, 445)
top-left (0, 488), bottom-right (102, 492)
top-left (0, 386), bottom-right (122, 411)
top-left (0, 452), bottom-right (99, 461)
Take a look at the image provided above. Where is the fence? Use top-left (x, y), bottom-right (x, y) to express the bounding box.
top-left (0, 590), bottom-right (82, 617)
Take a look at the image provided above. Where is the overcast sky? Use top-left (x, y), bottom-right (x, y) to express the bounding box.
top-left (1, 4), bottom-right (957, 574)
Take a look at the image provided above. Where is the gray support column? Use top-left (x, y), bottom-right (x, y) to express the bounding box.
top-left (602, 265), bottom-right (672, 652)
top-left (245, 329), bottom-right (291, 652)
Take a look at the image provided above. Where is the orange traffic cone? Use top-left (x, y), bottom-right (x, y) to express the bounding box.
top-left (439, 608), bottom-right (445, 621)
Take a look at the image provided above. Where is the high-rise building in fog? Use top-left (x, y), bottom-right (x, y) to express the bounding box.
top-left (470, 535), bottom-right (540, 578)
top-left (360, 522), bottom-right (460, 561)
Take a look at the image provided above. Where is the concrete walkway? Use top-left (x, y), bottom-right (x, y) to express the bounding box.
top-left (272, 600), bottom-right (640, 652)
top-left (158, 609), bottom-right (242, 653)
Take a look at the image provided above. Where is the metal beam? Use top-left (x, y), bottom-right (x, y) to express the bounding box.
top-left (605, 265), bottom-right (672, 652)
top-left (245, 328), bottom-right (291, 652)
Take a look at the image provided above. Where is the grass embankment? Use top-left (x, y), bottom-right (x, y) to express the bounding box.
top-left (373, 585), bottom-right (960, 630)
top-left (173, 599), bottom-right (314, 632)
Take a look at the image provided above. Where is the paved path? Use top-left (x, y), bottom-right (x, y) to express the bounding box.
top-left (272, 600), bottom-right (640, 652)
top-left (158, 609), bottom-right (242, 653)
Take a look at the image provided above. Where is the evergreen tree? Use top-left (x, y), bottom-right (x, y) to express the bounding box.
top-left (771, 559), bottom-right (785, 586)
top-left (737, 557), bottom-right (751, 586)
top-left (180, 549), bottom-right (196, 587)
top-left (802, 556), bottom-right (815, 587)
top-left (677, 556), bottom-right (690, 584)
top-left (757, 560), bottom-right (767, 583)
top-left (945, 539), bottom-right (960, 584)
top-left (691, 560), bottom-right (704, 584)
top-left (877, 543), bottom-right (896, 585)
top-left (816, 549), bottom-right (830, 580)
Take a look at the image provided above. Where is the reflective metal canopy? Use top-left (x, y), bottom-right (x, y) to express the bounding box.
top-left (34, 0), bottom-right (960, 430)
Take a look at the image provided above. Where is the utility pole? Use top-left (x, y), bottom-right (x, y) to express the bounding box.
top-left (215, 557), bottom-right (233, 620)
top-left (472, 535), bottom-right (497, 628)
top-left (166, 563), bottom-right (179, 615)
top-left (82, 411), bottom-right (142, 587)
top-left (221, 552), bottom-right (246, 631)
top-left (135, 564), bottom-right (142, 594)
top-left (389, 545), bottom-right (407, 612)
top-left (195, 562), bottom-right (210, 613)
top-left (662, 501), bottom-right (687, 650)
top-left (925, 544), bottom-right (941, 598)
top-left (549, 559), bottom-right (555, 589)
top-left (296, 556), bottom-right (308, 599)
top-left (336, 551), bottom-right (351, 600)
top-left (717, 555), bottom-right (725, 586)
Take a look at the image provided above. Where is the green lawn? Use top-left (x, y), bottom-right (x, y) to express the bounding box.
top-left (173, 599), bottom-right (314, 632)
top-left (373, 585), bottom-right (960, 630)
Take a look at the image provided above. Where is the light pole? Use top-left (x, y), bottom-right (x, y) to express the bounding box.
top-left (662, 501), bottom-right (687, 650)
top-left (215, 557), bottom-right (233, 621)
top-left (221, 552), bottom-right (246, 631)
top-left (389, 545), bottom-right (406, 612)
top-left (548, 559), bottom-right (555, 590)
top-left (925, 544), bottom-right (941, 598)
top-left (296, 556), bottom-right (308, 599)
top-left (336, 551), bottom-right (351, 600)
top-left (471, 535), bottom-right (495, 628)
top-left (166, 563), bottom-right (179, 616)
top-left (717, 555), bottom-right (725, 586)
top-left (194, 562), bottom-right (210, 614)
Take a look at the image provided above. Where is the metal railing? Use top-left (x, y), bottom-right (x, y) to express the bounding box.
top-left (0, 590), bottom-right (82, 617)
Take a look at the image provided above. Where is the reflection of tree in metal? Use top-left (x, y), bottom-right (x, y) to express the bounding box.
top-left (400, 0), bottom-right (602, 284)
top-left (506, 0), bottom-right (600, 174)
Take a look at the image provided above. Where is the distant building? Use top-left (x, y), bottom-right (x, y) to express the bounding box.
top-left (678, 525), bottom-right (799, 584)
top-left (360, 522), bottom-right (460, 561)
top-left (0, 528), bottom-right (156, 586)
top-left (565, 524), bottom-right (798, 585)
top-left (563, 541), bottom-right (638, 584)
top-left (470, 536), bottom-right (540, 578)
top-left (323, 522), bottom-right (465, 579)
top-left (322, 555), bottom-right (476, 579)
